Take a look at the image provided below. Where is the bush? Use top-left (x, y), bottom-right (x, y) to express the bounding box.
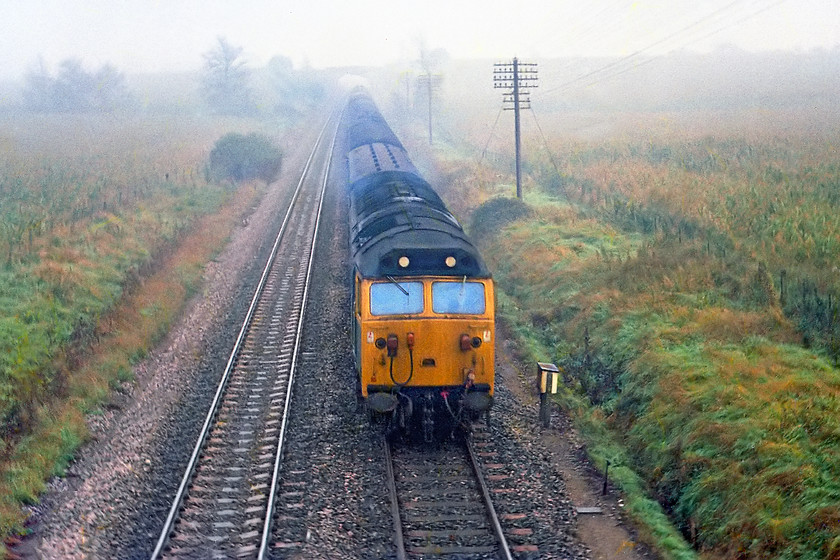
top-left (468, 196), bottom-right (533, 243)
top-left (208, 133), bottom-right (282, 184)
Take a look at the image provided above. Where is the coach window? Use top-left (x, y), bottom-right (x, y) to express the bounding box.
top-left (432, 281), bottom-right (485, 314)
top-left (370, 281), bottom-right (424, 315)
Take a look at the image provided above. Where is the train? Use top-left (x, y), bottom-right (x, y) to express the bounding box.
top-left (342, 90), bottom-right (495, 441)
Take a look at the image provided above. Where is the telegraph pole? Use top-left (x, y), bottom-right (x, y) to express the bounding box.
top-left (417, 73), bottom-right (441, 144)
top-left (494, 58), bottom-right (538, 199)
top-left (426, 73), bottom-right (432, 144)
top-left (399, 71), bottom-right (412, 113)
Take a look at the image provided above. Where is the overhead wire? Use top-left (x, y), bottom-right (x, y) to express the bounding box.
top-left (530, 0), bottom-right (633, 63)
top-left (481, 0), bottom-right (791, 195)
top-left (527, 0), bottom-right (724, 77)
top-left (572, 0), bottom-right (789, 93)
top-left (478, 104), bottom-right (505, 166)
top-left (536, 0), bottom-right (788, 99)
top-left (482, 0), bottom-right (791, 195)
top-left (528, 107), bottom-right (568, 198)
top-left (537, 0), bottom-right (748, 99)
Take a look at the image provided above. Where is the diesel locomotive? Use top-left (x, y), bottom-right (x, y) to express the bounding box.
top-left (343, 90), bottom-right (495, 440)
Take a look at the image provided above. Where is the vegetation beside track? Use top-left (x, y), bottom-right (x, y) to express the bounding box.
top-left (0, 113), bottom-right (276, 548)
top-left (422, 114), bottom-right (840, 559)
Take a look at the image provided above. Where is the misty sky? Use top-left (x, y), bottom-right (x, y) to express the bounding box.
top-left (1, 0), bottom-right (838, 80)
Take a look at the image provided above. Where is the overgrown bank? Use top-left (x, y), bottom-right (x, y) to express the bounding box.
top-left (425, 127), bottom-right (840, 559)
top-left (0, 114), bottom-right (280, 550)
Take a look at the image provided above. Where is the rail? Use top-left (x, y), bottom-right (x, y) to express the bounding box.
top-left (257, 120), bottom-right (337, 560)
top-left (150, 116), bottom-right (333, 559)
top-left (384, 434), bottom-right (514, 560)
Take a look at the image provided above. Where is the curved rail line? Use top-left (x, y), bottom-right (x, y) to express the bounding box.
top-left (151, 116), bottom-right (335, 559)
top-left (384, 434), bottom-right (514, 560)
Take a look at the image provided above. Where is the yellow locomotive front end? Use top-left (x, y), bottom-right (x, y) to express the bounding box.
top-left (354, 273), bottom-right (495, 433)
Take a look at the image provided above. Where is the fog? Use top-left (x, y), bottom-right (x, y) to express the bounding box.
top-left (0, 1), bottom-right (838, 122)
top-left (1, 0), bottom-right (838, 78)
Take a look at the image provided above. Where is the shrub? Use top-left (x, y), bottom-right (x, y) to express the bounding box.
top-left (468, 196), bottom-right (533, 243)
top-left (208, 133), bottom-right (282, 184)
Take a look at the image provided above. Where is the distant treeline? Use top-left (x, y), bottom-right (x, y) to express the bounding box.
top-left (24, 59), bottom-right (132, 113)
top-left (17, 37), bottom-right (328, 117)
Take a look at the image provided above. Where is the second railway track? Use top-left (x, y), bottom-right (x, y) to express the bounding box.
top-left (151, 116), bottom-right (335, 559)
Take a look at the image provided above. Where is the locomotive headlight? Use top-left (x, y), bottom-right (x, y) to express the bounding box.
top-left (398, 256), bottom-right (410, 268)
top-left (445, 256), bottom-right (456, 268)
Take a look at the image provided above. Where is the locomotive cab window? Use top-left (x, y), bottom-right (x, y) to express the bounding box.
top-left (432, 281), bottom-right (485, 314)
top-left (370, 281), bottom-right (423, 315)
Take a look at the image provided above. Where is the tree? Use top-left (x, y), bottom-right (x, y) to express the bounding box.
top-left (265, 55), bottom-right (325, 117)
top-left (22, 57), bottom-right (53, 112)
top-left (23, 58), bottom-right (131, 113)
top-left (201, 37), bottom-right (254, 116)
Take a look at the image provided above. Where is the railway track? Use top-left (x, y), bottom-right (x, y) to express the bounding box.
top-left (150, 116), bottom-right (335, 560)
top-left (385, 431), bottom-right (515, 560)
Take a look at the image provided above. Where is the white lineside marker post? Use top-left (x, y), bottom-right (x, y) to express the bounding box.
top-left (537, 362), bottom-right (559, 427)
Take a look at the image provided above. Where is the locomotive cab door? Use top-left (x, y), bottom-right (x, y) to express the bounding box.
top-left (352, 271), bottom-right (362, 375)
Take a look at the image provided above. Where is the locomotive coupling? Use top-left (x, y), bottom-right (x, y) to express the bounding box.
top-left (463, 368), bottom-right (476, 387)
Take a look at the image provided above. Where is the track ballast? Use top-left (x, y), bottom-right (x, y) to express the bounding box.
top-left (151, 117), bottom-right (334, 560)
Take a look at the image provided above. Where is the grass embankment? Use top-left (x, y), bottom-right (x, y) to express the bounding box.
top-left (431, 126), bottom-right (840, 559)
top-left (0, 113), bottom-right (272, 548)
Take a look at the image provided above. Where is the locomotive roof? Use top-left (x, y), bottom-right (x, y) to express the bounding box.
top-left (348, 172), bottom-right (490, 278)
top-left (343, 92), bottom-right (490, 279)
top-left (347, 142), bottom-right (418, 182)
top-left (344, 94), bottom-right (403, 152)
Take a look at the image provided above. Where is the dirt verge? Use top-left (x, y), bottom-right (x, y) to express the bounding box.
top-left (495, 322), bottom-right (657, 560)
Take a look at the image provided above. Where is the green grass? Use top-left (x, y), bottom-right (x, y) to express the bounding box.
top-left (488, 199), bottom-right (840, 558)
top-left (0, 111), bottom-right (280, 549)
top-left (434, 120), bottom-right (840, 559)
top-left (484, 200), bottom-right (698, 559)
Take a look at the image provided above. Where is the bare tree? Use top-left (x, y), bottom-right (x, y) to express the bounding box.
top-left (201, 37), bottom-right (254, 116)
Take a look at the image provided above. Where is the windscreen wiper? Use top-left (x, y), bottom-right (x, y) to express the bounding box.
top-left (386, 275), bottom-right (409, 296)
